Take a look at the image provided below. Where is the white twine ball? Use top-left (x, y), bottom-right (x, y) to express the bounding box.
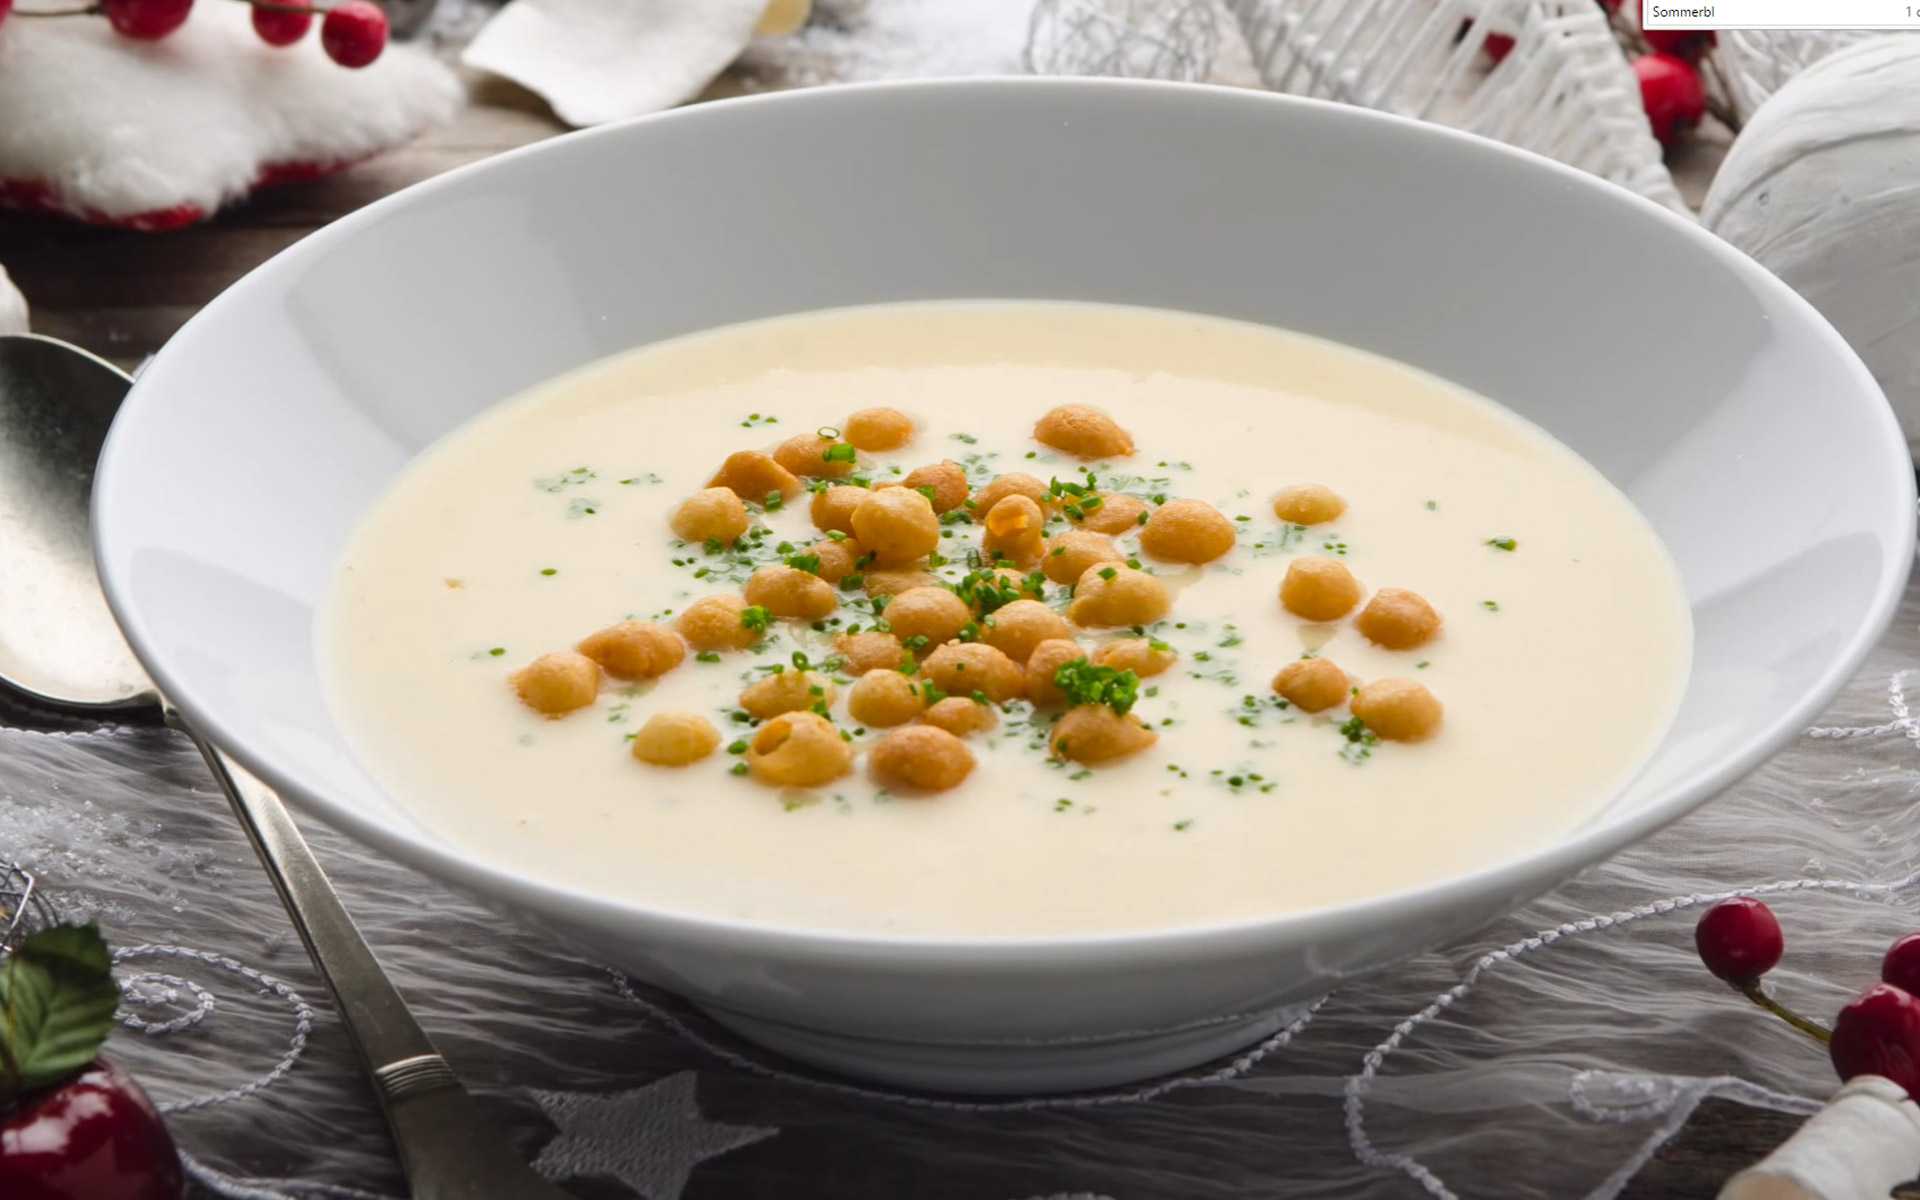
top-left (1025, 0), bottom-right (1219, 82)
top-left (1704, 36), bottom-right (1920, 453)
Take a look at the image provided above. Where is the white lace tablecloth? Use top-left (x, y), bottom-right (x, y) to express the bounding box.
top-left (1, 553), bottom-right (1914, 1198)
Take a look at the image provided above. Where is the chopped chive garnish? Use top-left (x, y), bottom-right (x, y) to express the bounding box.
top-left (1053, 659), bottom-right (1141, 714)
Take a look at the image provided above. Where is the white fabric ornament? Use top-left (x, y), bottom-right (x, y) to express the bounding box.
top-left (0, 264), bottom-right (26, 335)
top-left (463, 0), bottom-right (803, 128)
top-left (0, 1), bottom-right (460, 229)
top-left (1213, 0), bottom-right (1683, 210)
top-left (1703, 36), bottom-right (1920, 453)
top-left (1719, 1076), bottom-right (1920, 1200)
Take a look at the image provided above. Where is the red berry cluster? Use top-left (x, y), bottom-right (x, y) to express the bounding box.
top-left (1472, 0), bottom-right (1714, 148)
top-left (1, 0), bottom-right (389, 68)
top-left (1695, 897), bottom-right (1920, 1099)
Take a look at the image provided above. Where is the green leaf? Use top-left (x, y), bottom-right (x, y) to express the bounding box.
top-left (14, 924), bottom-right (109, 978)
top-left (0, 924), bottom-right (119, 1098)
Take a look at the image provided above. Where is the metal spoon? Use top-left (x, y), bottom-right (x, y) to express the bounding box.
top-left (0, 333), bottom-right (575, 1200)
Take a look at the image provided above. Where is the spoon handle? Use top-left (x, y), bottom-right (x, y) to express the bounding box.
top-left (172, 715), bottom-right (573, 1199)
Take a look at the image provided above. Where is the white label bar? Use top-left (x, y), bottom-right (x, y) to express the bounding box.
top-left (1642, 2), bottom-right (1920, 27)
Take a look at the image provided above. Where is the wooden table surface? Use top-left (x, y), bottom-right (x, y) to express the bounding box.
top-left (0, 76), bottom-right (1797, 1198)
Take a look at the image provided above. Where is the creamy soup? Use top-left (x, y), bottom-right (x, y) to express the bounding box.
top-left (322, 302), bottom-right (1690, 938)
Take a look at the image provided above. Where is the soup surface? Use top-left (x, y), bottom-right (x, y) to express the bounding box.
top-left (323, 301), bottom-right (1690, 937)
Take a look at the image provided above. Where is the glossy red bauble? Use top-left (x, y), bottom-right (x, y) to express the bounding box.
top-left (1694, 897), bottom-right (1785, 985)
top-left (1881, 933), bottom-right (1920, 996)
top-left (101, 0), bottom-right (194, 40)
top-left (251, 2), bottom-right (314, 47)
top-left (1831, 983), bottom-right (1920, 1098)
top-left (0, 1058), bottom-right (185, 1200)
top-left (1634, 51), bottom-right (1705, 146)
top-left (320, 0), bottom-right (388, 68)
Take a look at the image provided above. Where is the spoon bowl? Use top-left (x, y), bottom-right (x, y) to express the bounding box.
top-left (0, 336), bottom-right (153, 716)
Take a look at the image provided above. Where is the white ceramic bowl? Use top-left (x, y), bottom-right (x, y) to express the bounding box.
top-left (94, 79), bottom-right (1913, 1094)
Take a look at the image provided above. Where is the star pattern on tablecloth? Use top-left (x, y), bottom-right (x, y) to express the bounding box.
top-left (529, 1071), bottom-right (777, 1200)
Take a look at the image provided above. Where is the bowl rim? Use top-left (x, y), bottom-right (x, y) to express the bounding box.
top-left (95, 76), bottom-right (1917, 964)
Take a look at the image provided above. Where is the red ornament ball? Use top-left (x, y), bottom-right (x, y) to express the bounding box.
top-left (1694, 897), bottom-right (1784, 985)
top-left (1831, 983), bottom-right (1920, 1098)
top-left (1634, 51), bottom-right (1705, 146)
top-left (320, 0), bottom-right (388, 68)
top-left (1882, 933), bottom-right (1920, 995)
top-left (251, 2), bottom-right (314, 46)
top-left (102, 0), bottom-right (195, 40)
top-left (0, 1058), bottom-right (185, 1200)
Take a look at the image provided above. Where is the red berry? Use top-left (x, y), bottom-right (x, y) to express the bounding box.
top-left (0, 1058), bottom-right (185, 1200)
top-left (1597, 0), bottom-right (1622, 12)
top-left (1694, 897), bottom-right (1784, 985)
top-left (1645, 28), bottom-right (1716, 58)
top-left (1882, 933), bottom-right (1920, 995)
top-left (0, 0), bottom-right (12, 30)
top-left (251, 1), bottom-right (313, 46)
top-left (1831, 983), bottom-right (1920, 1098)
top-left (1483, 33), bottom-right (1515, 64)
top-left (1634, 51), bottom-right (1705, 146)
top-left (101, 0), bottom-right (194, 39)
top-left (320, 0), bottom-right (387, 68)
